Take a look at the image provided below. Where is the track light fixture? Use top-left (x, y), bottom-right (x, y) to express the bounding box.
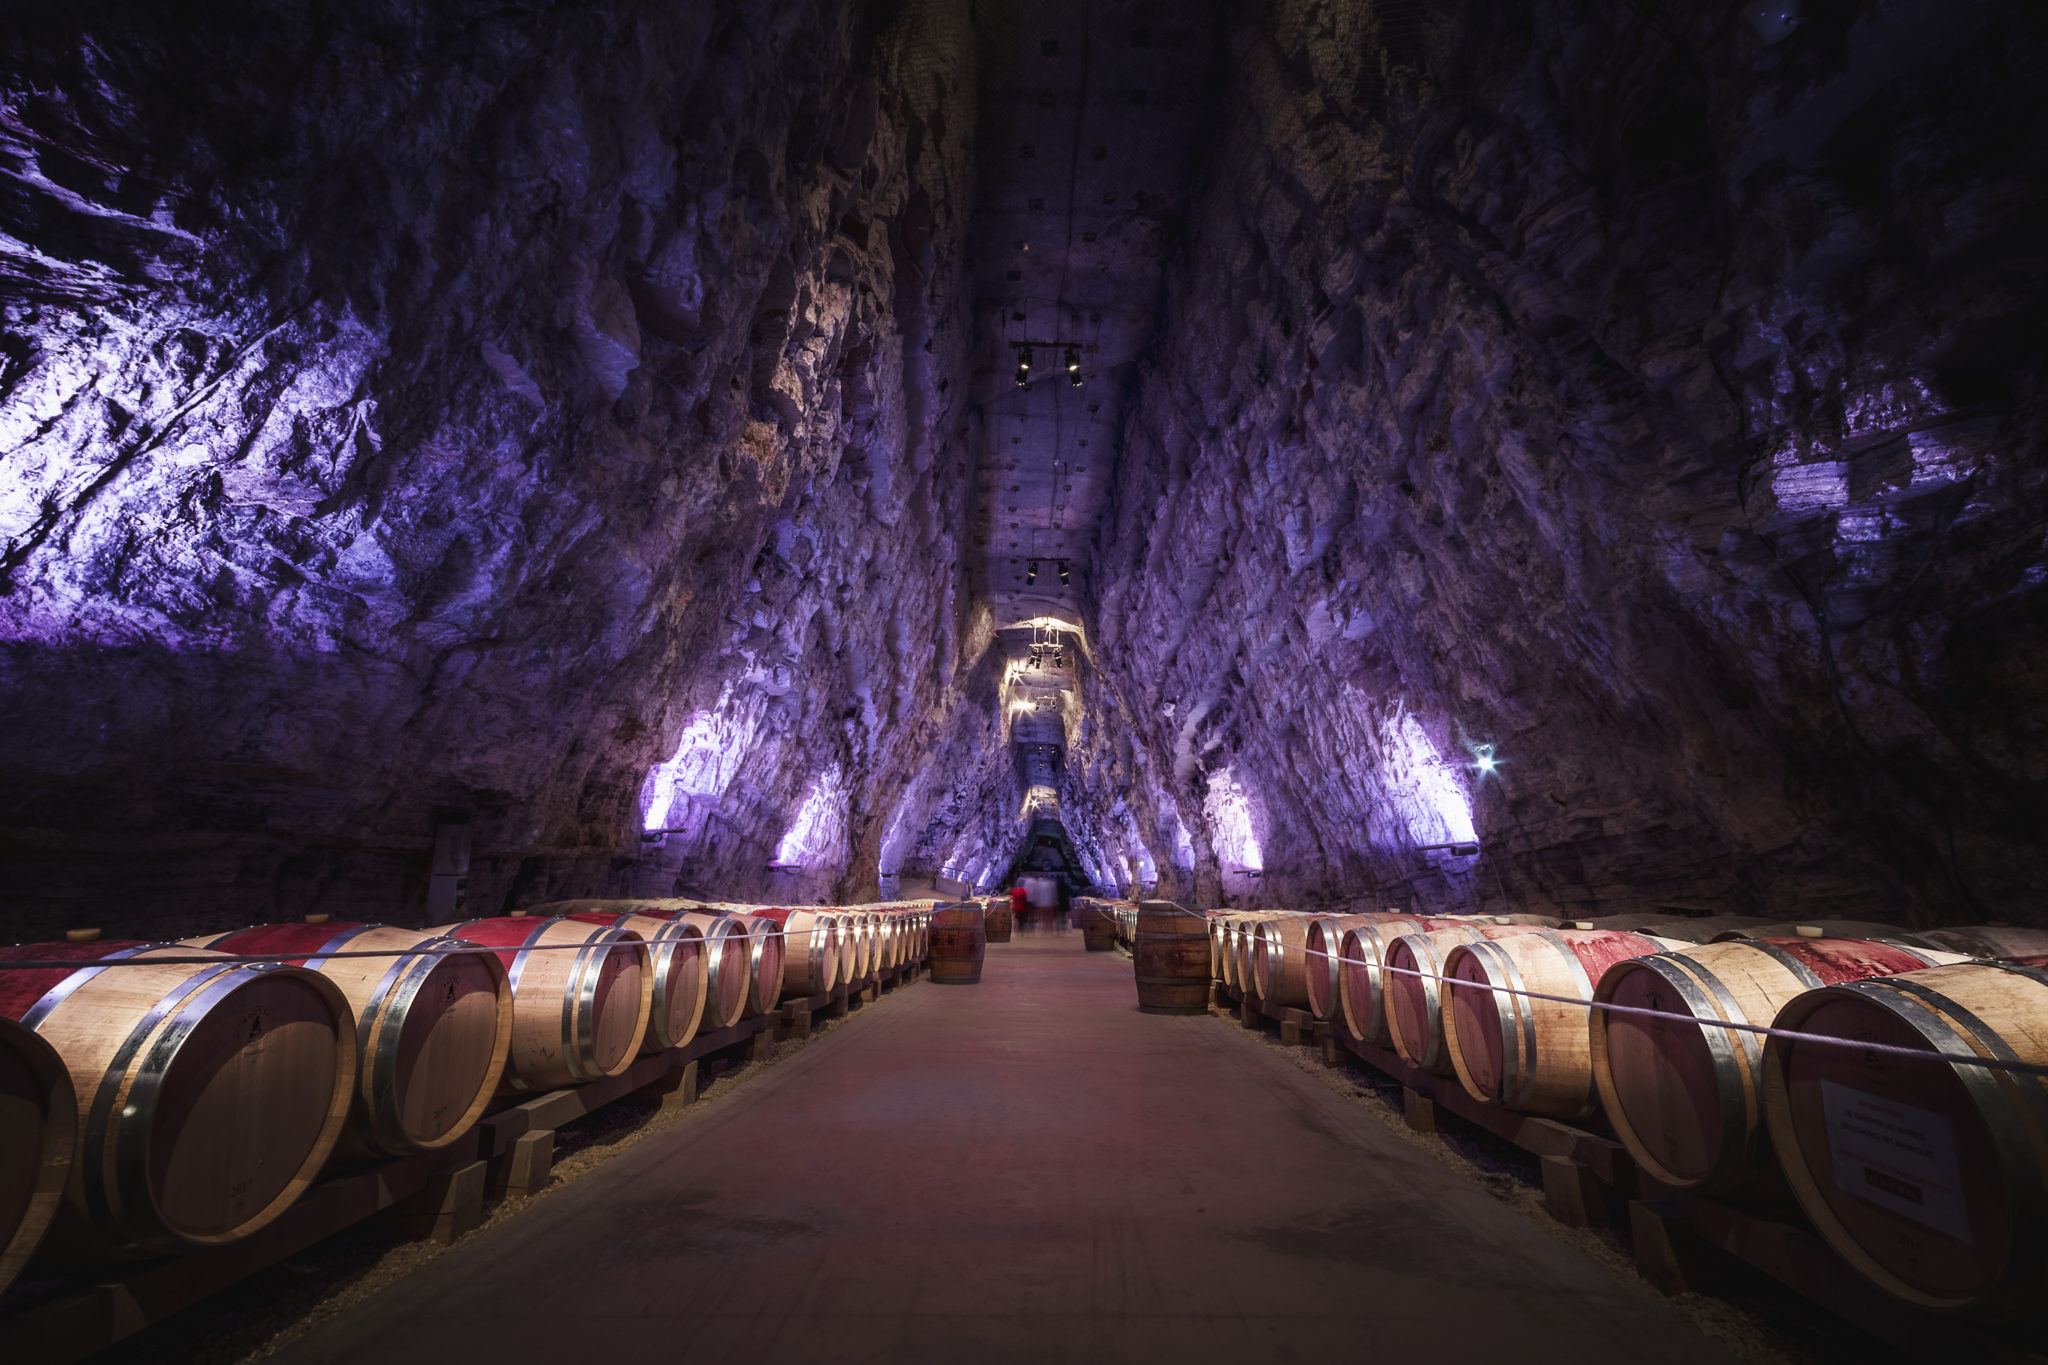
top-left (1064, 347), bottom-right (1082, 386)
top-left (1025, 560), bottom-right (1037, 585)
top-left (1014, 346), bottom-right (1032, 387)
top-left (1058, 561), bottom-right (1071, 586)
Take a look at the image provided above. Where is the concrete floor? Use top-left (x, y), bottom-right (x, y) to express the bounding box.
top-left (271, 928), bottom-right (1740, 1365)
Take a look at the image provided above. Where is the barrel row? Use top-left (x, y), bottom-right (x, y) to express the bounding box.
top-left (0, 900), bottom-right (934, 1292)
top-left (1176, 904), bottom-right (2048, 1318)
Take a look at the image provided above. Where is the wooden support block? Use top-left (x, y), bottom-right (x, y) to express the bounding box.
top-left (656, 1060), bottom-right (699, 1111)
top-left (1403, 1086), bottom-right (1439, 1134)
top-left (861, 982), bottom-right (879, 1006)
top-left (1238, 998), bottom-right (1262, 1030)
top-left (745, 1026), bottom-right (777, 1063)
top-left (1541, 1155), bottom-right (1614, 1228)
top-left (1208, 982), bottom-right (1224, 1011)
top-left (1631, 1198), bottom-right (1716, 1296)
top-left (390, 1160), bottom-right (486, 1244)
top-left (778, 1001), bottom-right (812, 1041)
top-left (488, 1130), bottom-right (553, 1198)
top-left (1279, 1009), bottom-right (1314, 1046)
top-left (827, 986), bottom-right (850, 1019)
top-left (1314, 1022), bottom-right (1343, 1069)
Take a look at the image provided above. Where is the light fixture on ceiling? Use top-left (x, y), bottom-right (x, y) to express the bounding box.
top-left (1058, 561), bottom-right (1070, 586)
top-left (1025, 560), bottom-right (1037, 585)
top-left (1014, 346), bottom-right (1032, 387)
top-left (1065, 347), bottom-right (1082, 387)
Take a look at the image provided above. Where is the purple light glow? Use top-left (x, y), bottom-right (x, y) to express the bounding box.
top-left (776, 764), bottom-right (848, 868)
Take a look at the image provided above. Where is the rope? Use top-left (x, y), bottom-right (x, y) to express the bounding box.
top-left (1106, 904), bottom-right (2048, 1080)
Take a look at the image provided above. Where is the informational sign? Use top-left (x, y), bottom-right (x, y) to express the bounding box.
top-left (1821, 1080), bottom-right (1972, 1244)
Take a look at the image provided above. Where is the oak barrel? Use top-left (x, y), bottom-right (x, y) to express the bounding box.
top-left (721, 914), bottom-right (786, 1016)
top-left (0, 941), bottom-right (355, 1259)
top-left (1336, 916), bottom-right (1466, 1046)
top-left (753, 908), bottom-right (838, 996)
top-left (1762, 961), bottom-right (2048, 1316)
top-left (1385, 923), bottom-right (1546, 1074)
top-left (929, 904), bottom-right (987, 985)
top-left (667, 912), bottom-right (753, 1029)
top-left (0, 1016), bottom-right (75, 1293)
top-left (1134, 902), bottom-right (1210, 1013)
top-left (984, 901), bottom-right (1015, 944)
top-left (1251, 915), bottom-right (1315, 1009)
top-left (1915, 924), bottom-right (2048, 964)
top-left (1441, 928), bottom-right (1678, 1118)
top-left (1077, 902), bottom-right (1118, 952)
top-left (1590, 936), bottom-right (1953, 1193)
top-left (437, 917), bottom-right (651, 1091)
top-left (198, 922), bottom-right (512, 1156)
top-left (1303, 914), bottom-right (1384, 1021)
top-left (563, 914), bottom-right (708, 1052)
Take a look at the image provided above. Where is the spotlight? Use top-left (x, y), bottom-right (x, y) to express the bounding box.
top-left (1025, 560), bottom-right (1037, 585)
top-left (1058, 561), bottom-right (1070, 586)
top-left (1065, 347), bottom-right (1082, 387)
top-left (1473, 744), bottom-right (1497, 775)
top-left (1014, 346), bottom-right (1032, 387)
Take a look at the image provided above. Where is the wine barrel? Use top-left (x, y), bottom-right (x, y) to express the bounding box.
top-left (1763, 962), bottom-right (2048, 1317)
top-left (818, 911), bottom-right (856, 984)
top-left (929, 904), bottom-right (987, 985)
top-left (0, 941), bottom-right (354, 1259)
top-left (436, 917), bottom-right (650, 1091)
top-left (563, 914), bottom-right (708, 1052)
top-left (843, 912), bottom-right (874, 981)
top-left (985, 902), bottom-right (1015, 944)
top-left (1303, 915), bottom-right (1385, 1021)
top-left (670, 912), bottom-right (754, 1029)
top-left (0, 1016), bottom-right (75, 1294)
top-left (1915, 924), bottom-right (2048, 964)
top-left (1232, 912), bottom-right (1283, 997)
top-left (1134, 902), bottom-right (1210, 1013)
top-left (1441, 929), bottom-right (1679, 1118)
top-left (1709, 920), bottom-right (1941, 946)
top-left (1336, 916), bottom-right (1468, 1045)
top-left (1077, 903), bottom-right (1118, 952)
top-left (1590, 936), bottom-right (1955, 1194)
top-left (196, 922), bottom-right (512, 1156)
top-left (751, 908), bottom-right (838, 996)
top-left (720, 915), bottom-right (785, 1017)
top-left (1251, 916), bottom-right (1315, 1009)
top-left (1560, 914), bottom-right (1775, 941)
top-left (1385, 924), bottom-right (1547, 1074)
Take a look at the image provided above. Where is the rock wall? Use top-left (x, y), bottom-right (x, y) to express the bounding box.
top-left (0, 0), bottom-right (999, 939)
top-left (1069, 0), bottom-right (2048, 924)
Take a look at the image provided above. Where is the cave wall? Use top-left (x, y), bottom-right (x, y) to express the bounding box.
top-left (1068, 0), bottom-right (2048, 924)
top-left (0, 0), bottom-right (998, 939)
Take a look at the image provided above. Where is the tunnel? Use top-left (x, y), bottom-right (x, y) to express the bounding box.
top-left (1, 1), bottom-right (2046, 1361)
